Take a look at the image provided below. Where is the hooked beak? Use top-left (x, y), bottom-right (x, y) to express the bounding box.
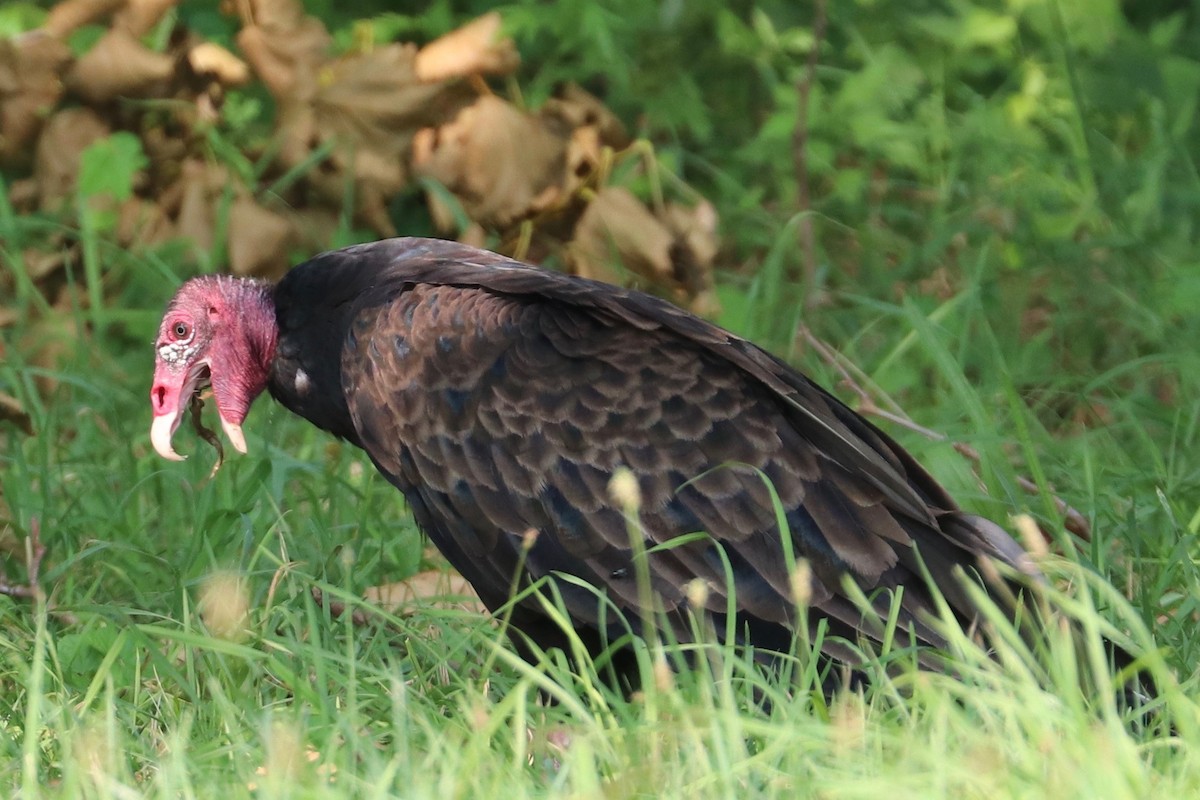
top-left (150, 361), bottom-right (248, 460)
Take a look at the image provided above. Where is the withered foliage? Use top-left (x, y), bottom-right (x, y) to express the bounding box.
top-left (2, 0), bottom-right (720, 313)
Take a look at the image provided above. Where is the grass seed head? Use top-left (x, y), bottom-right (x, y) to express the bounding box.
top-left (790, 559), bottom-right (813, 608)
top-left (685, 578), bottom-right (710, 609)
top-left (1012, 513), bottom-right (1050, 559)
top-left (608, 467), bottom-right (641, 510)
top-left (199, 570), bottom-right (250, 641)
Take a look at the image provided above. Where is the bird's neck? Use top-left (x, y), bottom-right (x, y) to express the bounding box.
top-left (217, 278), bottom-right (279, 422)
top-left (233, 279), bottom-right (279, 375)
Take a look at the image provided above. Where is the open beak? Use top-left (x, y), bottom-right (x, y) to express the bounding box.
top-left (150, 361), bottom-right (248, 460)
top-left (150, 407), bottom-right (188, 461)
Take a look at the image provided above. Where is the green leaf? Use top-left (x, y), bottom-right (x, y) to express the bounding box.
top-left (962, 9), bottom-right (1018, 49)
top-left (77, 132), bottom-right (149, 203)
top-left (0, 1), bottom-right (44, 36)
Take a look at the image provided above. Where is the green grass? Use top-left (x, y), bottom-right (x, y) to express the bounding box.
top-left (2, 248), bottom-right (1200, 796)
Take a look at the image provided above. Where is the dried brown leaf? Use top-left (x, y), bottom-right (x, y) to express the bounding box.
top-left (316, 44), bottom-right (433, 131)
top-left (113, 0), bottom-right (178, 37)
top-left (459, 222), bottom-right (488, 249)
top-left (422, 185), bottom-right (458, 233)
top-left (414, 12), bottom-right (519, 83)
top-left (174, 159), bottom-right (216, 253)
top-left (0, 33), bottom-right (73, 168)
top-left (235, 0), bottom-right (329, 98)
top-left (664, 200), bottom-right (718, 265)
top-left (540, 83), bottom-right (629, 149)
top-left (20, 248), bottom-right (67, 281)
top-left (0, 392), bottom-right (33, 436)
top-left (263, 38), bottom-right (474, 235)
top-left (66, 27), bottom-right (174, 104)
top-left (116, 196), bottom-right (174, 247)
top-left (568, 186), bottom-right (674, 286)
top-left (140, 125), bottom-right (189, 182)
top-left (364, 570), bottom-right (485, 615)
top-left (237, 0), bottom-right (315, 32)
top-left (561, 125), bottom-right (602, 197)
top-left (272, 100), bottom-right (318, 181)
top-left (227, 194), bottom-right (292, 277)
top-left (662, 200), bottom-right (721, 316)
top-left (356, 184), bottom-right (396, 238)
top-left (311, 44), bottom-right (422, 194)
top-left (413, 96), bottom-right (567, 229)
top-left (916, 265), bottom-right (957, 301)
top-left (188, 42), bottom-right (250, 87)
top-left (34, 108), bottom-right (110, 208)
top-left (7, 178), bottom-right (37, 212)
top-left (43, 0), bottom-right (125, 38)
top-left (280, 207), bottom-right (341, 252)
top-left (309, 45), bottom-right (474, 195)
top-left (687, 287), bottom-right (721, 318)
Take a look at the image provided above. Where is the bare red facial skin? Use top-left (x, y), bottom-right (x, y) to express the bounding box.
top-left (150, 277), bottom-right (277, 460)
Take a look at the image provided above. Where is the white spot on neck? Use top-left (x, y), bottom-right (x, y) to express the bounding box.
top-left (294, 368), bottom-right (311, 396)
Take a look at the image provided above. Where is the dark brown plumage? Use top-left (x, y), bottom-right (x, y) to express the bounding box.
top-left (149, 237), bottom-right (1139, 694)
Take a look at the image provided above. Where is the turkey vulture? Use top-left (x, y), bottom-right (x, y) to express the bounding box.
top-left (148, 237), bottom-right (1140, 693)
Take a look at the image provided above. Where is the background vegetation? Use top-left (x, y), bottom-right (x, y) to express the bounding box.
top-left (2, 0), bottom-right (1200, 796)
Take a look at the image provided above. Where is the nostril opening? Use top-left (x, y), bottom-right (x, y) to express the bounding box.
top-left (153, 385), bottom-right (166, 410)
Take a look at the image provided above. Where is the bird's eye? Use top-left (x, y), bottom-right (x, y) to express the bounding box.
top-left (172, 321), bottom-right (190, 339)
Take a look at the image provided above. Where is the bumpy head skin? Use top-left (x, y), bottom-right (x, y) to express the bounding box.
top-left (150, 276), bottom-right (277, 461)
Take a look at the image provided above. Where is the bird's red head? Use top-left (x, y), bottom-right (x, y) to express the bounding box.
top-left (150, 276), bottom-right (277, 461)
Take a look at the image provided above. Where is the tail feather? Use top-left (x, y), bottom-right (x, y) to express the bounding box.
top-left (932, 512), bottom-right (1161, 714)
